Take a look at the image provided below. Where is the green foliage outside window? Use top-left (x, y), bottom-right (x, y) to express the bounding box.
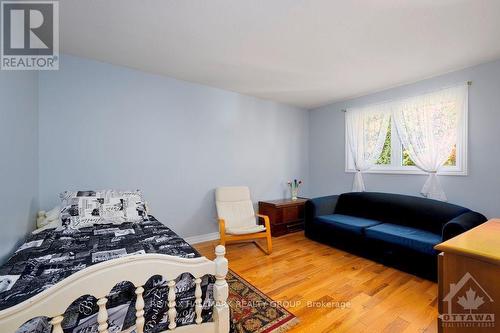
top-left (376, 123), bottom-right (391, 165)
top-left (444, 146), bottom-right (457, 166)
top-left (402, 149), bottom-right (415, 166)
top-left (374, 119), bottom-right (456, 167)
top-left (402, 145), bottom-right (456, 166)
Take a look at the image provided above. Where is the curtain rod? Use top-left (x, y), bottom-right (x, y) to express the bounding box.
top-left (340, 80), bottom-right (472, 112)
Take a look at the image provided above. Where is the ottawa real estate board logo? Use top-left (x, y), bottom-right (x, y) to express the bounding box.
top-left (1, 1), bottom-right (59, 70)
top-left (440, 272), bottom-right (495, 329)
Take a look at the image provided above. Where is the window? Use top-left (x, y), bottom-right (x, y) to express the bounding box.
top-left (345, 88), bottom-right (468, 176)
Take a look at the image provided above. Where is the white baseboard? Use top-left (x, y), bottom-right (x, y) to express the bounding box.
top-left (184, 232), bottom-right (220, 245)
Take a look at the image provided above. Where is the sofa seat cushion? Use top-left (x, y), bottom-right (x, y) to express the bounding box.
top-left (315, 214), bottom-right (382, 235)
top-left (365, 223), bottom-right (442, 255)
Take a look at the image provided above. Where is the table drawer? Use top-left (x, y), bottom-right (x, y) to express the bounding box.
top-left (282, 205), bottom-right (303, 223)
top-left (258, 198), bottom-right (307, 237)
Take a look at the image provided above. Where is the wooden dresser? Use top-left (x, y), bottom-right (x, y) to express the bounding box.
top-left (434, 219), bottom-right (500, 333)
top-left (258, 198), bottom-right (307, 237)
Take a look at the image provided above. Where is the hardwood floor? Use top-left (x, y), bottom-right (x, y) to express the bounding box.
top-left (194, 232), bottom-right (438, 333)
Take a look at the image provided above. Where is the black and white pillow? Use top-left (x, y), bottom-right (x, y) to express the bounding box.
top-left (60, 190), bottom-right (148, 229)
top-left (102, 190), bottom-right (148, 223)
top-left (60, 191), bottom-right (104, 229)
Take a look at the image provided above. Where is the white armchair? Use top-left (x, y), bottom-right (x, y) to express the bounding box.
top-left (215, 186), bottom-right (272, 254)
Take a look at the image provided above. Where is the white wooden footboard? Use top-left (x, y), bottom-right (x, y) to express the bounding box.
top-left (0, 245), bottom-right (229, 333)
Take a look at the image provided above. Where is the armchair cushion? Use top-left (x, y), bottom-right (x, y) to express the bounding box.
top-left (226, 225), bottom-right (266, 235)
top-left (216, 186), bottom-right (251, 202)
top-left (216, 186), bottom-right (258, 230)
top-left (217, 200), bottom-right (256, 230)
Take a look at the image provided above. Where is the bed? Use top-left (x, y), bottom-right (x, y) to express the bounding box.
top-left (0, 217), bottom-right (229, 333)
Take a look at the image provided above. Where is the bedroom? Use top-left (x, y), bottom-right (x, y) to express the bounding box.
top-left (0, 1), bottom-right (499, 333)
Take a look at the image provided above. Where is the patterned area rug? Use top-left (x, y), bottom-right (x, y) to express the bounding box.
top-left (227, 270), bottom-right (299, 333)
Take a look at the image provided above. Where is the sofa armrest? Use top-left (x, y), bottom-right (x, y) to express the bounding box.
top-left (442, 211), bottom-right (487, 241)
top-left (305, 195), bottom-right (339, 225)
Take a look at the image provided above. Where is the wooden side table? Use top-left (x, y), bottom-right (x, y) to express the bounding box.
top-left (258, 198), bottom-right (307, 237)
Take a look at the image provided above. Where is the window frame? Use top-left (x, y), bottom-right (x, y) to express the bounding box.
top-left (344, 102), bottom-right (468, 176)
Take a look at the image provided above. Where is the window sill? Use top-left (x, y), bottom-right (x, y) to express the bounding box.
top-left (345, 168), bottom-right (468, 176)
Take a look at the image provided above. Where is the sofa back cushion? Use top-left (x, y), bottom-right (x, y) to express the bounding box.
top-left (334, 192), bottom-right (470, 234)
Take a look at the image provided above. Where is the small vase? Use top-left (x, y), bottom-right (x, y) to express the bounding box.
top-left (291, 188), bottom-right (299, 201)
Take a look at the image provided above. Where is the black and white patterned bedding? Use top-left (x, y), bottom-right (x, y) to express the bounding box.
top-left (0, 217), bottom-right (215, 333)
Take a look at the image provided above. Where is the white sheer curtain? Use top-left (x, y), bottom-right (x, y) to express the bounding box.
top-left (392, 85), bottom-right (468, 201)
top-left (346, 106), bottom-right (390, 192)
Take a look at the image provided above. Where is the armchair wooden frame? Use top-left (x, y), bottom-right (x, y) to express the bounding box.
top-left (218, 214), bottom-right (272, 255)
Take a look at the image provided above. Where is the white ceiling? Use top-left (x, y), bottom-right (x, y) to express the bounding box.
top-left (60, 0), bottom-right (500, 109)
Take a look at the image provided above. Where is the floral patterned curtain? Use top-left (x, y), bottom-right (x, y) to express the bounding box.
top-left (392, 85), bottom-right (467, 201)
top-left (346, 106), bottom-right (391, 191)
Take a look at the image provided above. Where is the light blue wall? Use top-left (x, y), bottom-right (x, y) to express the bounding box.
top-left (9, 54), bottom-right (499, 250)
top-left (38, 55), bottom-right (309, 237)
top-left (309, 59), bottom-right (500, 218)
top-left (0, 71), bottom-right (38, 262)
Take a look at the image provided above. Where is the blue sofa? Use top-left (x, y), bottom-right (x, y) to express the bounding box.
top-left (305, 192), bottom-right (486, 278)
